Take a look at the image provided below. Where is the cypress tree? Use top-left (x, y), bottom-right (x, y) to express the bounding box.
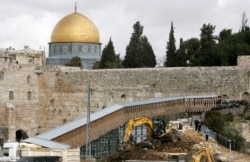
top-left (96, 38), bottom-right (122, 69)
top-left (123, 21), bottom-right (156, 68)
top-left (140, 36), bottom-right (157, 67)
top-left (165, 22), bottom-right (176, 67)
top-left (123, 21), bottom-right (143, 68)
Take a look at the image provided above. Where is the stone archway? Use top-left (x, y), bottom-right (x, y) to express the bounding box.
top-left (16, 129), bottom-right (29, 142)
top-left (242, 92), bottom-right (250, 101)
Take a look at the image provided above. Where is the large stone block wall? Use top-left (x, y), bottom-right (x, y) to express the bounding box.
top-left (0, 64), bottom-right (40, 141)
top-left (1, 63), bottom-right (250, 141)
top-left (36, 66), bottom-right (250, 135)
top-left (238, 56), bottom-right (250, 68)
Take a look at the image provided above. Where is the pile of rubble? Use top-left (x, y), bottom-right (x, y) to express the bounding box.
top-left (100, 124), bottom-right (250, 162)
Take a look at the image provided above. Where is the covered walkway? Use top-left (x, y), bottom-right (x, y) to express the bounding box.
top-left (23, 95), bottom-right (218, 157)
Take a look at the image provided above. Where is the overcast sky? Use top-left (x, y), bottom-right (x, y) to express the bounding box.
top-left (0, 0), bottom-right (249, 61)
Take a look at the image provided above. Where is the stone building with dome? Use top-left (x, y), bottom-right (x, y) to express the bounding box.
top-left (46, 9), bottom-right (101, 69)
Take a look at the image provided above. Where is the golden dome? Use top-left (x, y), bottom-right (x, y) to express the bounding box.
top-left (51, 12), bottom-right (100, 43)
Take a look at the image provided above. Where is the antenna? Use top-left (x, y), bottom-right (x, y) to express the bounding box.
top-left (75, 1), bottom-right (77, 12)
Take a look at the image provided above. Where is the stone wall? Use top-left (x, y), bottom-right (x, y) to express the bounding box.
top-left (36, 66), bottom-right (249, 135)
top-left (238, 56), bottom-right (250, 68)
top-left (0, 64), bottom-right (40, 141)
top-left (230, 122), bottom-right (250, 141)
top-left (1, 63), bottom-right (250, 140)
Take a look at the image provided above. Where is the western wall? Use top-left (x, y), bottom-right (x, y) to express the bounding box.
top-left (0, 56), bottom-right (250, 141)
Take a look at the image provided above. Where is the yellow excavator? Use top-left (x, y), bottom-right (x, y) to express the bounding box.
top-left (192, 144), bottom-right (215, 162)
top-left (123, 116), bottom-right (180, 148)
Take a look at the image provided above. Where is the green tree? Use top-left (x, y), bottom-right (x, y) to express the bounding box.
top-left (165, 22), bottom-right (176, 67)
top-left (204, 111), bottom-right (245, 142)
top-left (198, 23), bottom-right (216, 66)
top-left (175, 38), bottom-right (187, 66)
top-left (123, 21), bottom-right (143, 68)
top-left (218, 29), bottom-right (232, 42)
top-left (211, 29), bottom-right (232, 66)
top-left (223, 113), bottom-right (234, 122)
top-left (204, 111), bottom-right (224, 133)
top-left (214, 29), bottom-right (250, 66)
top-left (123, 21), bottom-right (156, 68)
top-left (96, 38), bottom-right (122, 69)
top-left (214, 29), bottom-right (239, 65)
top-left (140, 36), bottom-right (157, 67)
top-left (184, 38), bottom-right (200, 66)
top-left (66, 56), bottom-right (82, 68)
top-left (211, 12), bottom-right (250, 66)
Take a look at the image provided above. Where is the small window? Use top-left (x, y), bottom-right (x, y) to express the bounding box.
top-left (27, 76), bottom-right (30, 84)
top-left (72, 45), bottom-right (78, 52)
top-left (55, 46), bottom-right (60, 53)
top-left (78, 45), bottom-right (82, 52)
top-left (95, 46), bottom-right (98, 53)
top-left (0, 72), bottom-right (4, 80)
top-left (27, 91), bottom-right (31, 100)
top-left (63, 45), bottom-right (68, 52)
top-left (83, 46), bottom-right (87, 52)
top-left (0, 138), bottom-right (3, 146)
top-left (68, 45), bottom-right (72, 52)
top-left (59, 46), bottom-right (63, 53)
top-left (28, 58), bottom-right (34, 63)
top-left (88, 46), bottom-right (91, 52)
top-left (91, 46), bottom-right (95, 52)
top-left (9, 91), bottom-right (14, 100)
top-left (53, 46), bottom-right (56, 53)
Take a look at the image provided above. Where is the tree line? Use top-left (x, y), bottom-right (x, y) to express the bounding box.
top-left (69, 12), bottom-right (250, 69)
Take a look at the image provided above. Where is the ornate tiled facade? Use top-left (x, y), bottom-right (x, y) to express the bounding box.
top-left (46, 11), bottom-right (101, 69)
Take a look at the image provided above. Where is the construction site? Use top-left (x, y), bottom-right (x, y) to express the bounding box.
top-left (1, 2), bottom-right (250, 161)
top-left (100, 119), bottom-right (250, 162)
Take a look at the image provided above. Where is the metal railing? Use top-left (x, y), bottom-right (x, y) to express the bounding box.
top-left (205, 127), bottom-right (250, 155)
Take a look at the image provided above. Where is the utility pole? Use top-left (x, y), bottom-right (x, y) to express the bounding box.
top-left (85, 80), bottom-right (91, 159)
top-left (228, 139), bottom-right (231, 162)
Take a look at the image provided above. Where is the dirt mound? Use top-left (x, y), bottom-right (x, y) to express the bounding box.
top-left (101, 129), bottom-right (202, 161)
top-left (101, 127), bottom-right (250, 162)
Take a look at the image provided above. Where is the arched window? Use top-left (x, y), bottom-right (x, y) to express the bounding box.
top-left (88, 46), bottom-right (91, 52)
top-left (242, 92), bottom-right (250, 101)
top-left (78, 45), bottom-right (82, 52)
top-left (0, 71), bottom-right (4, 80)
top-left (9, 90), bottom-right (14, 100)
top-left (27, 76), bottom-right (30, 84)
top-left (27, 91), bottom-right (32, 100)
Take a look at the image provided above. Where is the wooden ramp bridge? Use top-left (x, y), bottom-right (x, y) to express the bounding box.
top-left (24, 95), bottom-right (218, 158)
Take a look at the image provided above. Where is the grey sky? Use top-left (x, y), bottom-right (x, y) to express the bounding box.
top-left (0, 0), bottom-right (249, 61)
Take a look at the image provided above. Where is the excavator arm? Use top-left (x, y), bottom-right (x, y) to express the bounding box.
top-left (192, 145), bottom-right (214, 162)
top-left (123, 117), bottom-right (180, 150)
top-left (123, 117), bottom-right (154, 143)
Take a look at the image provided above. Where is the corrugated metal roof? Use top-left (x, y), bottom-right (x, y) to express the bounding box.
top-left (22, 137), bottom-right (71, 149)
top-left (24, 95), bottom-right (217, 146)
